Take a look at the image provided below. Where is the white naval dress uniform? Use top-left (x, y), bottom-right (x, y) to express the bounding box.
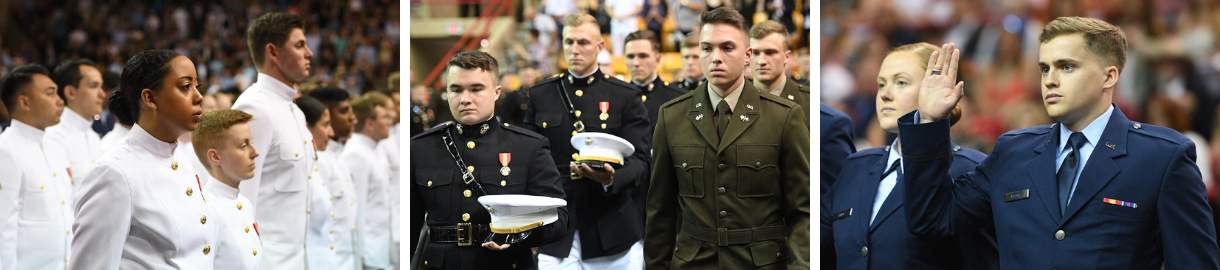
top-left (70, 124), bottom-right (219, 270)
top-left (44, 109), bottom-right (102, 192)
top-left (98, 124), bottom-right (130, 155)
top-left (205, 176), bottom-right (261, 270)
top-left (341, 133), bottom-right (390, 269)
top-left (318, 150), bottom-right (359, 270)
top-left (376, 130), bottom-right (400, 268)
top-left (232, 73), bottom-right (315, 269)
top-left (306, 161), bottom-right (337, 269)
top-left (0, 120), bottom-right (73, 270)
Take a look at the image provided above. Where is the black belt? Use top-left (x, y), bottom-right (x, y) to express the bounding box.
top-left (681, 222), bottom-right (787, 246)
top-left (430, 223), bottom-right (491, 246)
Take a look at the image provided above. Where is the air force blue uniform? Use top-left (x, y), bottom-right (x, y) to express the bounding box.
top-left (824, 142), bottom-right (991, 270)
top-left (898, 106), bottom-right (1220, 269)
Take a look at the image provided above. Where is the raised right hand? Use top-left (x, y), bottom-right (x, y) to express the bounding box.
top-left (917, 43), bottom-right (965, 124)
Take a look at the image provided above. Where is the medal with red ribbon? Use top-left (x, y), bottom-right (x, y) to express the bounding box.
top-left (499, 153), bottom-right (512, 176)
top-left (599, 101), bottom-right (610, 121)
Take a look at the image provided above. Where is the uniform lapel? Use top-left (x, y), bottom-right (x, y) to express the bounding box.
top-left (871, 150), bottom-right (903, 232)
top-left (858, 151), bottom-right (887, 237)
top-left (1025, 126), bottom-right (1063, 222)
top-left (687, 86), bottom-right (719, 149)
top-left (1062, 110), bottom-right (1128, 223)
top-left (716, 84), bottom-right (761, 153)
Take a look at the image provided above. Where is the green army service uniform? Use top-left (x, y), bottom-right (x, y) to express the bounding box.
top-left (645, 82), bottom-right (810, 269)
top-left (757, 78), bottom-right (810, 127)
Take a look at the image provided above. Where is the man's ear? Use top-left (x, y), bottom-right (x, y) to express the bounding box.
top-left (15, 94), bottom-right (30, 113)
top-left (1102, 65), bottom-right (1120, 90)
top-left (63, 84), bottom-right (78, 103)
top-left (265, 43), bottom-right (279, 66)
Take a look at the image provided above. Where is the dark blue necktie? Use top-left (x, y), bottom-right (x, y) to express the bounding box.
top-left (1057, 132), bottom-right (1086, 214)
top-left (882, 159), bottom-right (902, 182)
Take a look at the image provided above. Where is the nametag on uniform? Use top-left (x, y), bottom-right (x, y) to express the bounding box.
top-left (1003, 189), bottom-right (1030, 202)
top-left (832, 208), bottom-right (853, 221)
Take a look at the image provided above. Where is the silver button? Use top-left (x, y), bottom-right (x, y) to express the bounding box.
top-left (717, 187), bottom-right (726, 193)
top-left (860, 246), bottom-right (869, 256)
top-left (1054, 230), bottom-right (1066, 240)
top-left (718, 210), bottom-right (727, 217)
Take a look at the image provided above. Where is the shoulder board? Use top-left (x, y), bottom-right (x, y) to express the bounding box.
top-left (797, 83), bottom-right (811, 93)
top-left (658, 91), bottom-right (695, 109)
top-left (1002, 124), bottom-right (1053, 137)
top-left (1128, 122), bottom-right (1190, 145)
top-left (846, 147), bottom-right (887, 160)
top-left (501, 123), bottom-right (548, 142)
top-left (601, 75), bottom-right (637, 89)
top-left (951, 145), bottom-right (987, 163)
top-left (758, 92), bottom-right (799, 109)
top-left (410, 121), bottom-right (453, 140)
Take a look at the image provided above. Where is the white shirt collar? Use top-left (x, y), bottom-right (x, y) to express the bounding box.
top-left (127, 124), bottom-right (177, 159)
top-left (6, 119), bottom-right (45, 141)
top-left (59, 108), bottom-right (94, 132)
top-left (348, 133), bottom-right (376, 149)
top-left (1058, 105), bottom-right (1113, 152)
top-left (569, 67), bottom-right (599, 79)
top-left (206, 175), bottom-right (240, 200)
top-left (885, 139), bottom-right (902, 172)
top-left (255, 73), bottom-right (297, 101)
top-left (707, 80), bottom-right (745, 111)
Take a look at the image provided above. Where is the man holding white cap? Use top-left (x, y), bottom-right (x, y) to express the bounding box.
top-left (410, 50), bottom-right (568, 269)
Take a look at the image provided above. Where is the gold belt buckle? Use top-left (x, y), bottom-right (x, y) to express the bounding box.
top-left (456, 223), bottom-right (473, 246)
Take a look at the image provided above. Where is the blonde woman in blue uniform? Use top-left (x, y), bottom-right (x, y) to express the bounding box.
top-left (70, 49), bottom-right (218, 269)
top-left (822, 42), bottom-right (996, 270)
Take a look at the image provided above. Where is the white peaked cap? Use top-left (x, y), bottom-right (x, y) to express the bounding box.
top-left (570, 132), bottom-right (635, 165)
top-left (478, 195), bottom-right (567, 234)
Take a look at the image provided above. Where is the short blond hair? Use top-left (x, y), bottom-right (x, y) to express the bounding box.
top-left (889, 42), bottom-right (938, 69)
top-left (563, 13), bottom-right (598, 28)
top-left (749, 20), bottom-right (788, 41)
top-left (352, 92), bottom-right (389, 132)
top-left (192, 109), bottom-right (253, 165)
top-left (1038, 16), bottom-right (1128, 71)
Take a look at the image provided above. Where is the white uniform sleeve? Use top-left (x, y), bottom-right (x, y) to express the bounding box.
top-left (0, 151), bottom-right (20, 270)
top-left (70, 164), bottom-right (133, 270)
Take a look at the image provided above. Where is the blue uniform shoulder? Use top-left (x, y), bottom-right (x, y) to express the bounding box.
top-left (1128, 121), bottom-right (1192, 146)
top-left (846, 147), bottom-right (887, 160)
top-left (996, 124), bottom-right (1053, 142)
top-left (952, 145), bottom-right (987, 164)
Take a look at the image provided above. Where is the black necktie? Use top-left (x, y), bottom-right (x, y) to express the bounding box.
top-left (715, 100), bottom-right (731, 137)
top-left (882, 159), bottom-right (902, 182)
top-left (1057, 132), bottom-right (1087, 214)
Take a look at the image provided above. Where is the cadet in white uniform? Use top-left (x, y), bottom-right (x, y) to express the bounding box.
top-left (305, 87), bottom-right (356, 155)
top-left (71, 50), bottom-right (218, 269)
top-left (44, 59), bottom-right (107, 189)
top-left (191, 109), bottom-right (263, 270)
top-left (232, 12), bottom-right (316, 269)
top-left (372, 93), bottom-right (402, 268)
top-left (297, 96), bottom-right (360, 269)
top-left (341, 95), bottom-right (394, 270)
top-left (0, 65), bottom-right (72, 270)
top-left (99, 123), bottom-right (131, 154)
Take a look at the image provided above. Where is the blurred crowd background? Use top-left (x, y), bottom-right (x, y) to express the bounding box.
top-left (0, 0), bottom-right (400, 133)
top-left (409, 0), bottom-right (811, 133)
top-left (820, 0), bottom-right (1220, 199)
